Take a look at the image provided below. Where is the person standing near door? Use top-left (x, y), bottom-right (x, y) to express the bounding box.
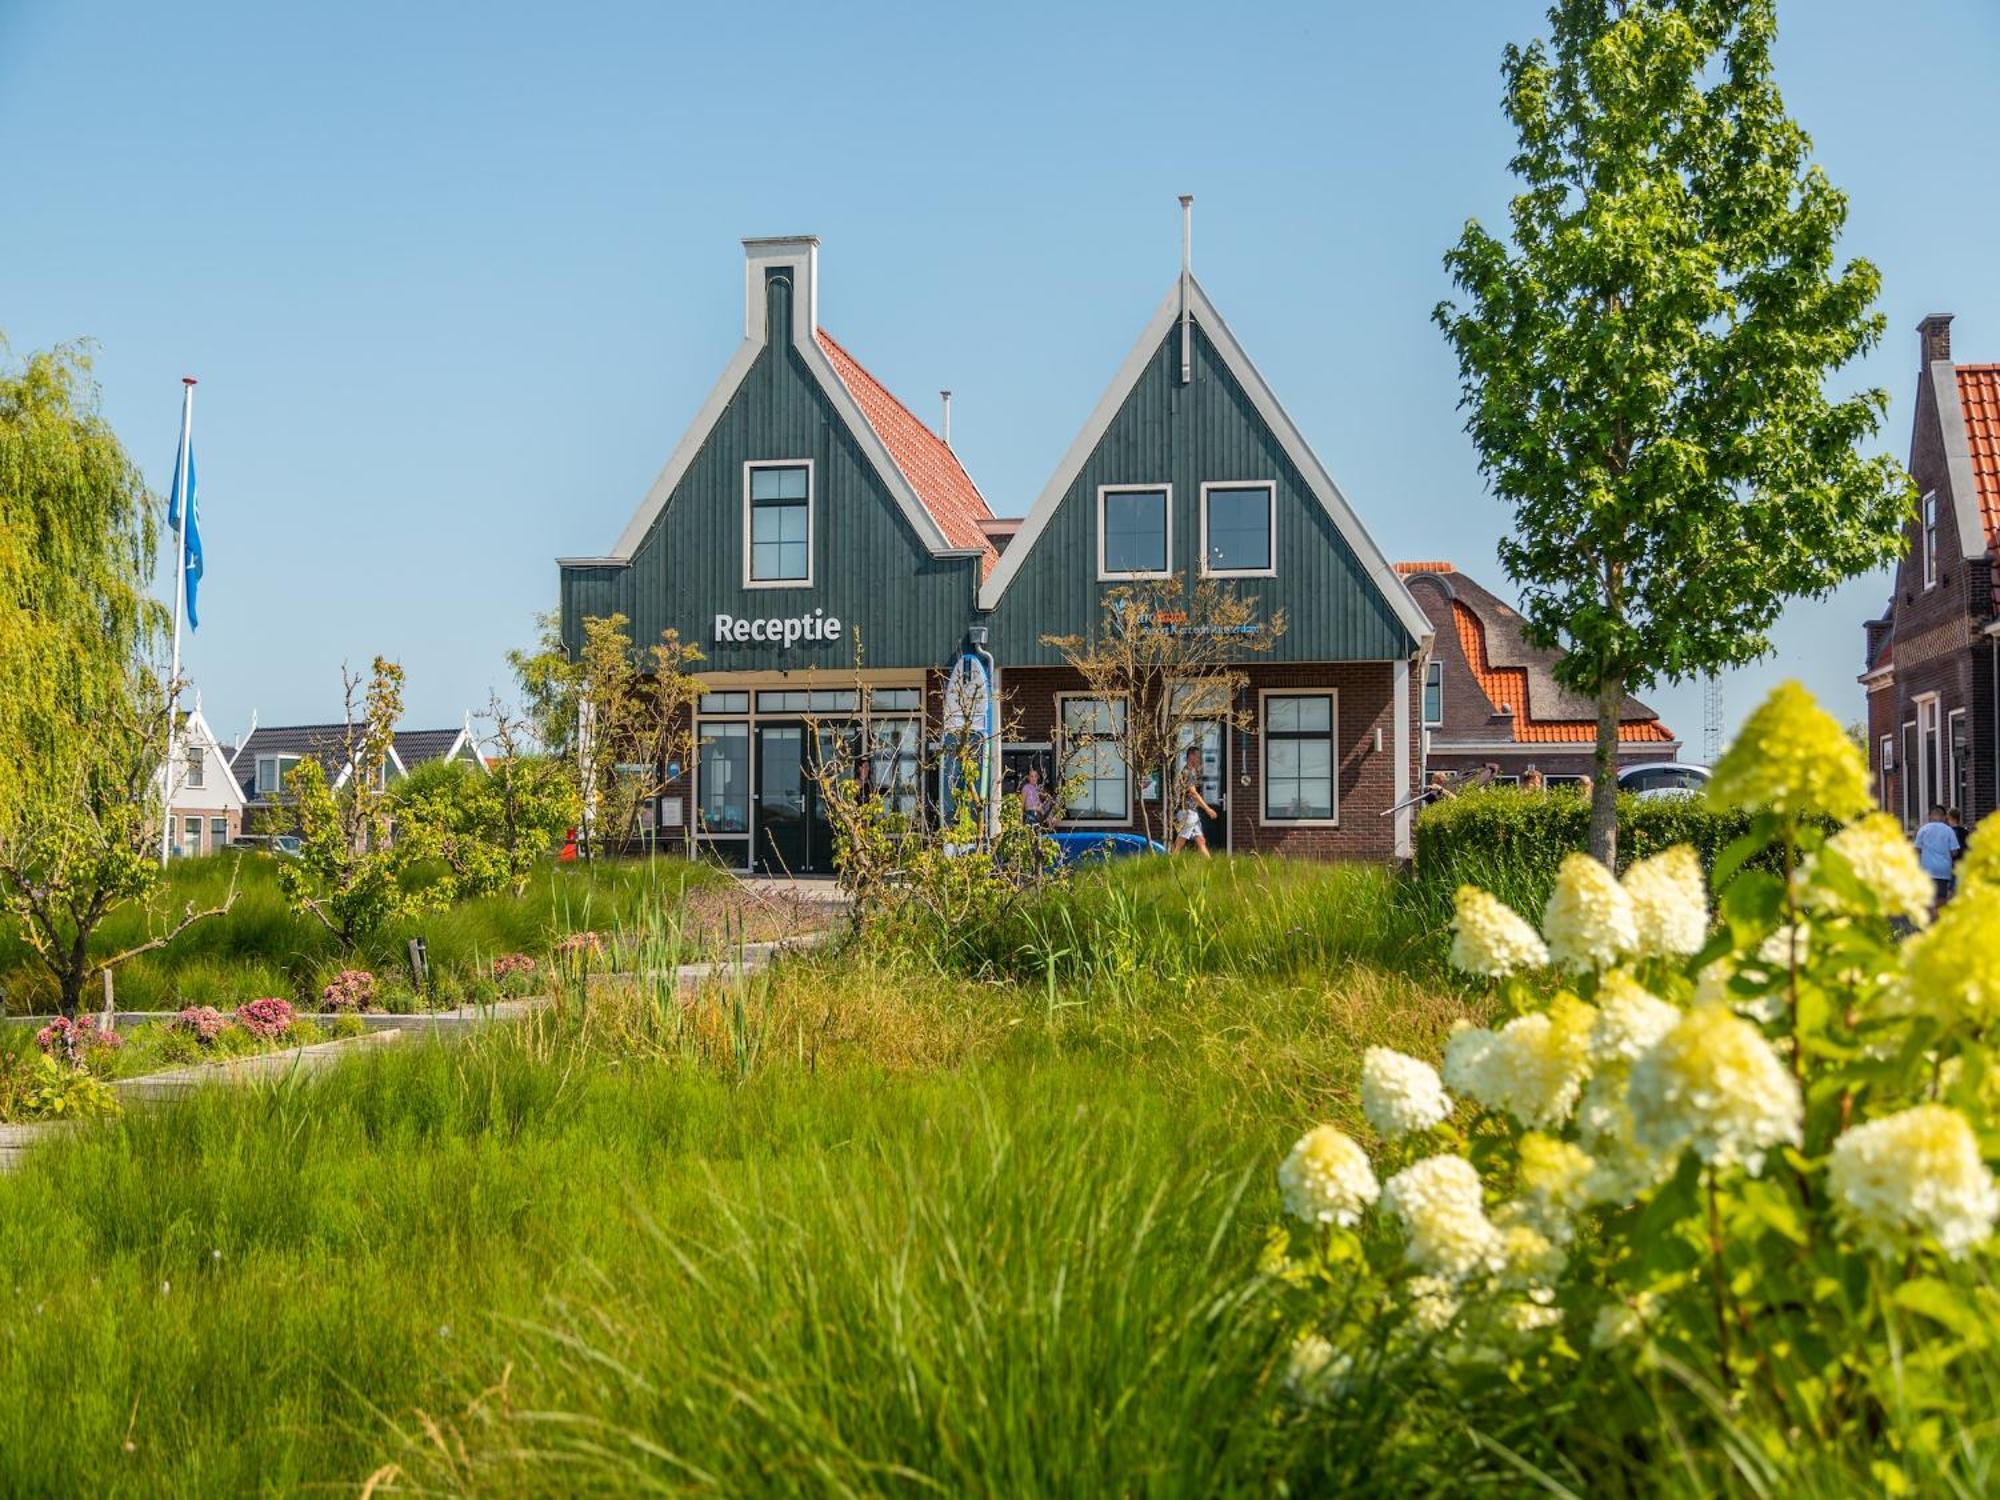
top-left (1171, 745), bottom-right (1216, 857)
top-left (1915, 804), bottom-right (1961, 910)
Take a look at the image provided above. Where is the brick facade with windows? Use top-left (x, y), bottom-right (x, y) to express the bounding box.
top-left (1861, 316), bottom-right (2000, 830)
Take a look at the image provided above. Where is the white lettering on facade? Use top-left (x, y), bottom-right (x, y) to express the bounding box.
top-left (712, 612), bottom-right (843, 648)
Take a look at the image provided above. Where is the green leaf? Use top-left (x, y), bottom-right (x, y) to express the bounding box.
top-left (1893, 1278), bottom-right (1992, 1346)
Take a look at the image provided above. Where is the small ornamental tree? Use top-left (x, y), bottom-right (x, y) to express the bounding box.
top-left (1043, 577), bottom-right (1285, 843)
top-left (1435, 0), bottom-right (1913, 865)
top-left (277, 656), bottom-right (434, 950)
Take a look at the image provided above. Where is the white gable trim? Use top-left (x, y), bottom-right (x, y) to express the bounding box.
top-left (592, 239), bottom-right (972, 566)
top-left (159, 708), bottom-right (248, 813)
top-left (1930, 360), bottom-right (1988, 561)
top-left (977, 276), bottom-right (1433, 649)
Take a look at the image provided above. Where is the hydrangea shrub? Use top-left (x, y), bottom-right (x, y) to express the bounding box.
top-left (33, 1015), bottom-right (123, 1065)
top-left (1273, 682), bottom-right (2000, 1480)
top-left (320, 969), bottom-right (377, 1012)
top-left (170, 1006), bottom-right (230, 1044)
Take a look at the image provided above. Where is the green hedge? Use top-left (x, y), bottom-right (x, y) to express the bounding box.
top-left (1409, 788), bottom-right (1762, 924)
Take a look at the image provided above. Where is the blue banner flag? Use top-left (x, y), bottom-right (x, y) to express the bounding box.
top-left (168, 436), bottom-right (203, 630)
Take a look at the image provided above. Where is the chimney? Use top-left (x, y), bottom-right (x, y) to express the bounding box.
top-left (1178, 194), bottom-right (1194, 385)
top-left (940, 389), bottom-right (953, 446)
top-left (1919, 313), bottom-right (1953, 365)
top-left (741, 235), bottom-right (820, 343)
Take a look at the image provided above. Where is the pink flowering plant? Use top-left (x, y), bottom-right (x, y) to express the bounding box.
top-left (33, 1014), bottom-right (123, 1067)
top-left (234, 997), bottom-right (297, 1040)
top-left (170, 1006), bottom-right (231, 1045)
top-left (320, 968), bottom-right (378, 1012)
top-left (491, 952), bottom-right (538, 996)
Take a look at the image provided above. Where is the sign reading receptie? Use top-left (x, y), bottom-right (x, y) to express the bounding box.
top-left (712, 610), bottom-right (844, 649)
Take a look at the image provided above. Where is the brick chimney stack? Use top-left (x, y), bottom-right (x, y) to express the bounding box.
top-left (1919, 313), bottom-right (1954, 365)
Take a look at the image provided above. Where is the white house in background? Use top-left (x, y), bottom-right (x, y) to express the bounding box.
top-left (157, 706), bottom-right (248, 858)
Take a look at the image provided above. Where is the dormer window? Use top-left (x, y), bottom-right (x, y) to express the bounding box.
top-left (1422, 661), bottom-right (1444, 727)
top-left (745, 461), bottom-right (813, 587)
top-left (1921, 490), bottom-right (1938, 590)
top-left (255, 754), bottom-right (301, 796)
top-left (1199, 482), bottom-right (1275, 577)
top-left (1097, 485), bottom-right (1171, 580)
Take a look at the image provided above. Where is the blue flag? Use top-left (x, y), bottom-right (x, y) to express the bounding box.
top-left (168, 436), bottom-right (203, 630)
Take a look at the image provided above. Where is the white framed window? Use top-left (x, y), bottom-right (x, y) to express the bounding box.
top-left (1878, 734), bottom-right (1894, 813)
top-left (1947, 707), bottom-right (1967, 812)
top-left (695, 721), bottom-right (750, 837)
top-left (1058, 695), bottom-right (1130, 823)
top-left (1198, 482), bottom-right (1275, 577)
top-left (255, 754), bottom-right (302, 796)
top-left (1260, 690), bottom-right (1338, 826)
top-left (1096, 485), bottom-right (1171, 581)
top-left (1900, 720), bottom-right (1918, 830)
top-left (1422, 660), bottom-right (1444, 728)
top-left (184, 747), bottom-right (204, 789)
top-left (210, 817), bottom-right (228, 847)
top-left (1921, 491), bottom-right (1938, 590)
top-left (1915, 696), bottom-right (1942, 816)
top-left (182, 816), bottom-right (202, 855)
top-left (744, 460), bottom-right (813, 588)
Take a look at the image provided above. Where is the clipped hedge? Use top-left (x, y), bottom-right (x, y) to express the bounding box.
top-left (1409, 787), bottom-right (1762, 925)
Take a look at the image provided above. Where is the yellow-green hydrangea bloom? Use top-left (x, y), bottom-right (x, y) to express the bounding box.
top-left (1828, 1104), bottom-right (1999, 1260)
top-left (1442, 996), bottom-right (1596, 1130)
top-left (1278, 1125), bottom-right (1380, 1227)
top-left (1706, 680), bottom-right (1871, 821)
top-left (1448, 885), bottom-right (1549, 977)
top-left (1959, 816), bottom-right (2000, 890)
top-left (1805, 812), bottom-right (1934, 926)
top-left (1516, 1131), bottom-right (1598, 1228)
top-left (1627, 1005), bottom-right (1802, 1175)
top-left (1620, 846), bottom-right (1709, 958)
top-left (1900, 881), bottom-right (2000, 1029)
top-left (1360, 1046), bottom-right (1453, 1139)
top-left (1543, 853), bottom-right (1639, 971)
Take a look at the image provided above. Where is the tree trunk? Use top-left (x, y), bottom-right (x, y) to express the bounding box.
top-left (59, 936), bottom-right (89, 1019)
top-left (1590, 671), bottom-right (1623, 868)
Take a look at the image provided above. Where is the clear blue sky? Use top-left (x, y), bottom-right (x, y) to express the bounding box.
top-left (5, 0), bottom-right (1996, 750)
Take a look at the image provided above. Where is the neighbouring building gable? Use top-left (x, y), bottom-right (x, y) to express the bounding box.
top-left (981, 277), bottom-right (1427, 665)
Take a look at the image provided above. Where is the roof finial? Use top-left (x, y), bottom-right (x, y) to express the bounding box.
top-left (940, 389), bottom-right (953, 447)
top-left (1178, 195), bottom-right (1194, 385)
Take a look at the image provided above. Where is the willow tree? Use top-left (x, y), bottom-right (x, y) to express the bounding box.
top-left (0, 342), bottom-right (232, 1013)
top-left (1435, 0), bottom-right (1911, 864)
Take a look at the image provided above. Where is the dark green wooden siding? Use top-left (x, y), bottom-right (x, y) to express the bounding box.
top-left (986, 317), bottom-right (1415, 664)
top-left (561, 272), bottom-right (981, 669)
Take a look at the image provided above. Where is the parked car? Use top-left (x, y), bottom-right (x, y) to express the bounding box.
top-left (1616, 763), bottom-right (1712, 800)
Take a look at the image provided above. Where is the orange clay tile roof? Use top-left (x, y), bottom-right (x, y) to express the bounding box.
top-left (817, 330), bottom-right (997, 577)
top-left (1450, 600), bottom-right (1673, 744)
top-left (1395, 560), bottom-right (1455, 574)
top-left (1957, 365), bottom-right (2000, 557)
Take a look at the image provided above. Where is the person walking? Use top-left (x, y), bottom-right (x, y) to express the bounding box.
top-left (1915, 804), bottom-right (1961, 910)
top-left (1171, 745), bottom-right (1216, 857)
top-left (1522, 764), bottom-right (1545, 791)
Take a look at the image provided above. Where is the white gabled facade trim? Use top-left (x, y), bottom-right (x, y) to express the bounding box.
top-left (976, 273), bottom-right (1435, 651)
top-left (593, 238), bottom-right (975, 568)
top-left (1929, 360), bottom-right (1988, 563)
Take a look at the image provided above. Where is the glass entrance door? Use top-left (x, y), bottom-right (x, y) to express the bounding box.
top-left (755, 724), bottom-right (808, 873)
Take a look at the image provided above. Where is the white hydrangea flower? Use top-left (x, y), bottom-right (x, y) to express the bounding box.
top-left (1494, 1214), bottom-right (1568, 1287)
top-left (1382, 1154), bottom-right (1506, 1283)
top-left (1590, 1297), bottom-right (1651, 1351)
top-left (1449, 886), bottom-right (1550, 977)
top-left (1693, 958), bottom-right (1735, 1008)
top-left (1574, 1072), bottom-right (1675, 1206)
top-left (1442, 997), bottom-right (1595, 1130)
top-left (1807, 812), bottom-right (1935, 927)
top-left (1627, 1005), bottom-right (1802, 1175)
top-left (1543, 853), bottom-right (1639, 972)
top-left (1404, 1275), bottom-right (1460, 1334)
top-left (1498, 1285), bottom-right (1563, 1335)
top-left (1828, 1104), bottom-right (2000, 1260)
top-left (1757, 922), bottom-right (1810, 970)
top-left (1278, 1125), bottom-right (1380, 1227)
top-left (1360, 1047), bottom-right (1453, 1139)
top-left (1620, 846), bottom-right (1709, 958)
top-left (1589, 972), bottom-right (1682, 1065)
top-left (1282, 1331), bottom-right (1350, 1407)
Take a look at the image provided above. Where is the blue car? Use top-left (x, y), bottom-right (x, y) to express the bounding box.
top-left (1047, 831), bottom-right (1167, 865)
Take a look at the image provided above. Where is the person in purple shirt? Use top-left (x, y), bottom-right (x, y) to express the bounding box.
top-left (1913, 804), bottom-right (1961, 910)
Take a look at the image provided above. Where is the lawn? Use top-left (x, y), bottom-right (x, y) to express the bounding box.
top-left (0, 857), bottom-right (1485, 1496)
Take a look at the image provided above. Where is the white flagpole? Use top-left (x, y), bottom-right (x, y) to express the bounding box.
top-left (160, 376), bottom-right (196, 867)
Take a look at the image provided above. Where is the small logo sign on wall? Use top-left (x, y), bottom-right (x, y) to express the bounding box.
top-left (712, 611), bottom-right (844, 648)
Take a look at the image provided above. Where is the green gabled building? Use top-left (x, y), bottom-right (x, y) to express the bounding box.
top-left (558, 211), bottom-right (1433, 870)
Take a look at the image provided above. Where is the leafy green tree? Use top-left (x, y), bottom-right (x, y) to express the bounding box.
top-left (1435, 0), bottom-right (1912, 863)
top-left (0, 343), bottom-right (233, 1014)
top-left (277, 656), bottom-right (433, 950)
top-left (392, 743), bottom-right (574, 899)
